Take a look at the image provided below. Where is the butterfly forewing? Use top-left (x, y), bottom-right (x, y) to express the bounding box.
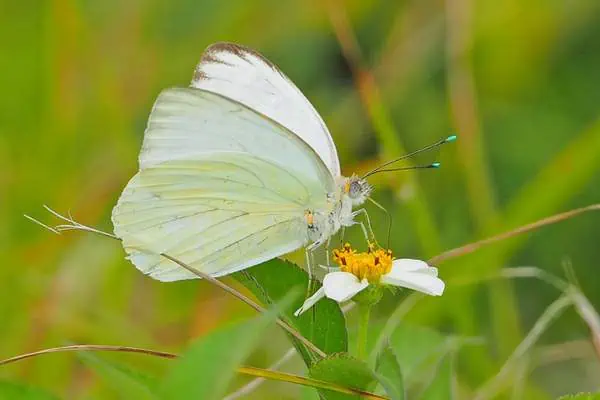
top-left (191, 42), bottom-right (341, 177)
top-left (138, 88), bottom-right (334, 188)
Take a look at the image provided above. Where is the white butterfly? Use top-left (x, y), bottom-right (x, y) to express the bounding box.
top-left (112, 42), bottom-right (376, 282)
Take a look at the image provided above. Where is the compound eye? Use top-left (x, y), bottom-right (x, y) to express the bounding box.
top-left (349, 181), bottom-right (359, 198)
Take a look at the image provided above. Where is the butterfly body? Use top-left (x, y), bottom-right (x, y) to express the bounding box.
top-left (306, 176), bottom-right (370, 245)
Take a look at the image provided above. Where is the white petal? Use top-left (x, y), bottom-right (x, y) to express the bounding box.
top-left (393, 258), bottom-right (439, 276)
top-left (381, 262), bottom-right (445, 296)
top-left (322, 271), bottom-right (369, 302)
top-left (294, 287), bottom-right (325, 317)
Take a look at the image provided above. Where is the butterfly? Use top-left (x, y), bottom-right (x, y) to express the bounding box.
top-left (112, 42), bottom-right (451, 282)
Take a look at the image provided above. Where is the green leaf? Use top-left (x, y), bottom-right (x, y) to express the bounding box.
top-left (371, 321), bottom-right (463, 397)
top-left (160, 291), bottom-right (297, 400)
top-left (77, 352), bottom-right (159, 399)
top-left (0, 380), bottom-right (59, 400)
top-left (234, 258), bottom-right (347, 366)
top-left (374, 347), bottom-right (405, 400)
top-left (309, 353), bottom-right (376, 400)
top-left (419, 354), bottom-right (454, 400)
top-left (558, 394), bottom-right (600, 400)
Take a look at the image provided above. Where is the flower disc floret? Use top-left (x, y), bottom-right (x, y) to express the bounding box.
top-left (333, 243), bottom-right (392, 283)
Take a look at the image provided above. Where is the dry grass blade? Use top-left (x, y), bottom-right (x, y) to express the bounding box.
top-left (429, 203), bottom-right (600, 264)
top-left (0, 345), bottom-right (387, 399)
top-left (534, 339), bottom-right (595, 366)
top-left (472, 294), bottom-right (572, 400)
top-left (453, 265), bottom-right (600, 364)
top-left (237, 366), bottom-right (389, 400)
top-left (25, 207), bottom-right (327, 359)
top-left (0, 344), bottom-right (177, 366)
top-left (24, 213), bottom-right (61, 234)
top-left (570, 289), bottom-right (600, 362)
top-left (449, 266), bottom-right (570, 292)
top-left (25, 205), bottom-right (117, 238)
top-left (224, 347), bottom-right (297, 400)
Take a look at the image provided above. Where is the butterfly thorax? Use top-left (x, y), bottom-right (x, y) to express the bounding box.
top-left (306, 175), bottom-right (371, 244)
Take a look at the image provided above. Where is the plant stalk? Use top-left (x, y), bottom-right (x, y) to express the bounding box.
top-left (357, 304), bottom-right (371, 360)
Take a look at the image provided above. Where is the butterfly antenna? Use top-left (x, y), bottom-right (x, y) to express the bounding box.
top-left (362, 134), bottom-right (456, 179)
top-left (372, 162), bottom-right (441, 174)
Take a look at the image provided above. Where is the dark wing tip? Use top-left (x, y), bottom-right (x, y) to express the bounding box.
top-left (200, 42), bottom-right (280, 71)
top-left (205, 42), bottom-right (253, 59)
top-left (192, 42), bottom-right (251, 82)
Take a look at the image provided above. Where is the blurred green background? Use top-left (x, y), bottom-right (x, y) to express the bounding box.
top-left (2, 0), bottom-right (600, 398)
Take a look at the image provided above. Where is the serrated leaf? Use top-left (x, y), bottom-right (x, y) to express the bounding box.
top-left (419, 354), bottom-right (454, 400)
top-left (160, 291), bottom-right (297, 400)
top-left (77, 352), bottom-right (159, 399)
top-left (0, 380), bottom-right (59, 400)
top-left (375, 347), bottom-right (405, 400)
top-left (309, 353), bottom-right (376, 400)
top-left (234, 258), bottom-right (347, 366)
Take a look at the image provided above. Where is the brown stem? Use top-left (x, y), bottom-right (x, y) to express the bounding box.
top-left (0, 344), bottom-right (176, 366)
top-left (0, 345), bottom-right (387, 399)
top-left (237, 365), bottom-right (388, 399)
top-left (428, 203), bottom-right (600, 264)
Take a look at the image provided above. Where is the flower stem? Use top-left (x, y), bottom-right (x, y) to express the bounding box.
top-left (357, 304), bottom-right (371, 360)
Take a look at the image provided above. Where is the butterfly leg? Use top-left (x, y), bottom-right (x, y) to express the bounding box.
top-left (366, 197), bottom-right (393, 248)
top-left (338, 226), bottom-right (346, 247)
top-left (324, 236), bottom-right (332, 272)
top-left (304, 240), bottom-right (323, 299)
top-left (351, 208), bottom-right (380, 247)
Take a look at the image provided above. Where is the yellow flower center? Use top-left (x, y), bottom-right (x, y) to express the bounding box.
top-left (332, 243), bottom-right (393, 283)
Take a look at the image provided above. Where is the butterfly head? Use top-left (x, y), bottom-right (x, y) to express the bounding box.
top-left (343, 175), bottom-right (372, 206)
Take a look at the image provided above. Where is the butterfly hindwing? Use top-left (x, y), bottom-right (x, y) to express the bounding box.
top-left (113, 153), bottom-right (319, 281)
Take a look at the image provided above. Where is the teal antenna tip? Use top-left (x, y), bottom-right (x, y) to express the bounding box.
top-left (445, 134), bottom-right (457, 143)
top-left (431, 162), bottom-right (441, 168)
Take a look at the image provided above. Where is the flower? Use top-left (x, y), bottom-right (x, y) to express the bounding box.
top-left (294, 244), bottom-right (445, 316)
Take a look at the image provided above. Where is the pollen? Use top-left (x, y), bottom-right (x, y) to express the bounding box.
top-left (332, 243), bottom-right (393, 283)
top-left (304, 210), bottom-right (314, 226)
top-left (343, 180), bottom-right (351, 194)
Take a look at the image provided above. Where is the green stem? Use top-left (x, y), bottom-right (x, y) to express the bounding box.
top-left (357, 304), bottom-right (371, 360)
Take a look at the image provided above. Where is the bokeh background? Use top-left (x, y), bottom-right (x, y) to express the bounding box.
top-left (2, 0), bottom-right (600, 398)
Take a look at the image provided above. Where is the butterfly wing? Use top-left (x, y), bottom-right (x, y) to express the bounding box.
top-left (139, 88), bottom-right (333, 188)
top-left (190, 42), bottom-right (341, 177)
top-left (114, 89), bottom-right (334, 281)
